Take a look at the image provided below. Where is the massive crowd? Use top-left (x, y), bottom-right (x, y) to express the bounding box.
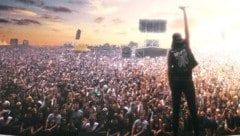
top-left (0, 45), bottom-right (240, 136)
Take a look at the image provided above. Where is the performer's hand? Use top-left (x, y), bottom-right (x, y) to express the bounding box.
top-left (179, 6), bottom-right (186, 11)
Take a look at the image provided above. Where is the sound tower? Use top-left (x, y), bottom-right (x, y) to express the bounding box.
top-left (122, 46), bottom-right (131, 58)
top-left (75, 29), bottom-right (81, 40)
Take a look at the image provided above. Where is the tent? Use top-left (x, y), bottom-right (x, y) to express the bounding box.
top-left (72, 44), bottom-right (90, 52)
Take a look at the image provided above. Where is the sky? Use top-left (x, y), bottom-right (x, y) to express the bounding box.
top-left (0, 0), bottom-right (240, 50)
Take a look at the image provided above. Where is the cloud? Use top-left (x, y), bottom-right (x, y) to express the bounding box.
top-left (0, 18), bottom-right (41, 25)
top-left (41, 14), bottom-right (62, 21)
top-left (46, 22), bottom-right (72, 32)
top-left (112, 18), bottom-right (124, 24)
top-left (11, 9), bottom-right (37, 17)
top-left (94, 17), bottom-right (105, 23)
top-left (44, 6), bottom-right (73, 13)
top-left (12, 19), bottom-right (41, 25)
top-left (68, 0), bottom-right (90, 5)
top-left (87, 0), bottom-right (118, 15)
top-left (50, 28), bottom-right (60, 32)
top-left (15, 0), bottom-right (35, 5)
top-left (0, 5), bottom-right (14, 11)
top-left (0, 18), bottom-right (11, 24)
top-left (0, 4), bottom-right (37, 17)
top-left (15, 0), bottom-right (44, 6)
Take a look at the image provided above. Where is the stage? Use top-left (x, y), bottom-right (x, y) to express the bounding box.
top-left (134, 47), bottom-right (168, 58)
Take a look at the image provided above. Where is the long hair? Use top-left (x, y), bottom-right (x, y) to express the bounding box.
top-left (171, 33), bottom-right (183, 49)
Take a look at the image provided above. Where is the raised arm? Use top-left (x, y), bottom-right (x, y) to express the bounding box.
top-left (179, 6), bottom-right (190, 47)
